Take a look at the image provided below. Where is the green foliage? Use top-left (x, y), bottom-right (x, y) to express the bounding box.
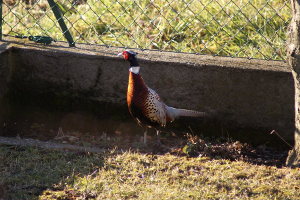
top-left (28, 36), bottom-right (55, 45)
top-left (2, 0), bottom-right (290, 60)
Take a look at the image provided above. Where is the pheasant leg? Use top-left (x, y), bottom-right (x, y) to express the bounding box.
top-left (143, 128), bottom-right (147, 145)
top-left (156, 130), bottom-right (161, 145)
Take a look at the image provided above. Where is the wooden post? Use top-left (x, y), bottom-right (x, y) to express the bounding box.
top-left (286, 0), bottom-right (300, 167)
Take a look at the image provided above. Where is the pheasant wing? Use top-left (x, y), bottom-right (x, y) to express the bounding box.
top-left (145, 88), bottom-right (167, 127)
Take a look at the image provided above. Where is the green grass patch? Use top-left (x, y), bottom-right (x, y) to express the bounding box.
top-left (2, 0), bottom-right (290, 60)
top-left (0, 144), bottom-right (299, 200)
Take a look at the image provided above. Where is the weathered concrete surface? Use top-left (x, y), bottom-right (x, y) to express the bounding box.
top-left (0, 39), bottom-right (295, 141)
top-left (0, 43), bottom-right (11, 125)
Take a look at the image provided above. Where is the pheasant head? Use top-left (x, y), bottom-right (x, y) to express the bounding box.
top-left (118, 50), bottom-right (139, 67)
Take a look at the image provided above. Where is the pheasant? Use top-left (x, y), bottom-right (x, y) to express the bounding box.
top-left (118, 50), bottom-right (207, 144)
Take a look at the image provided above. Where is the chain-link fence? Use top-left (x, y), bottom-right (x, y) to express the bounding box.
top-left (2, 0), bottom-right (291, 60)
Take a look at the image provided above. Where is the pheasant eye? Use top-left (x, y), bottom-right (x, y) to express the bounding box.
top-left (123, 51), bottom-right (129, 60)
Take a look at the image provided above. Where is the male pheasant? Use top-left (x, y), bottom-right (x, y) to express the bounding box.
top-left (118, 50), bottom-right (207, 144)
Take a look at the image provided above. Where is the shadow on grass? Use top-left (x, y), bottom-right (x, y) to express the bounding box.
top-left (0, 125), bottom-right (290, 200)
top-left (0, 145), bottom-right (105, 200)
top-left (0, 96), bottom-right (291, 199)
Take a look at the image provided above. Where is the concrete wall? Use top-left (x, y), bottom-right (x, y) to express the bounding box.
top-left (0, 40), bottom-right (295, 141)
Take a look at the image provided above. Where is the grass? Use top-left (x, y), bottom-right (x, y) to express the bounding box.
top-left (0, 138), bottom-right (299, 200)
top-left (2, 0), bottom-right (291, 60)
top-left (0, 145), bottom-right (104, 199)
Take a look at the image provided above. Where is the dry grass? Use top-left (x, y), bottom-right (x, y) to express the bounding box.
top-left (0, 135), bottom-right (298, 200)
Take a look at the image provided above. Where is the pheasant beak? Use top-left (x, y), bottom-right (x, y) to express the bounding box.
top-left (117, 52), bottom-right (123, 57)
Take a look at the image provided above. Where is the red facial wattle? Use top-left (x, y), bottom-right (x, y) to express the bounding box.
top-left (123, 51), bottom-right (129, 60)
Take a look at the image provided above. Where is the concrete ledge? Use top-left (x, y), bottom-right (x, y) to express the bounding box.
top-left (0, 39), bottom-right (295, 141)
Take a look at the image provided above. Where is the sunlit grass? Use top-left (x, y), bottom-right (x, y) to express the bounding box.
top-left (2, 0), bottom-right (291, 59)
top-left (0, 145), bottom-right (299, 200)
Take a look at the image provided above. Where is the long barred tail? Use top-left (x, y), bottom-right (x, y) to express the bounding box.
top-left (174, 108), bottom-right (207, 118)
top-left (166, 106), bottom-right (208, 120)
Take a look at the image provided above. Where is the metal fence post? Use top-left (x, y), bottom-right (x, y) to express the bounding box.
top-left (47, 0), bottom-right (75, 47)
top-left (0, 0), bottom-right (2, 40)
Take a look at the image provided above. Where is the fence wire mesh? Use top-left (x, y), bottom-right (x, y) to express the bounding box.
top-left (2, 0), bottom-right (291, 60)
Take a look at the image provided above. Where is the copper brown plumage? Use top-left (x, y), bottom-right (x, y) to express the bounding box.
top-left (118, 50), bottom-right (207, 144)
top-left (127, 71), bottom-right (158, 127)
